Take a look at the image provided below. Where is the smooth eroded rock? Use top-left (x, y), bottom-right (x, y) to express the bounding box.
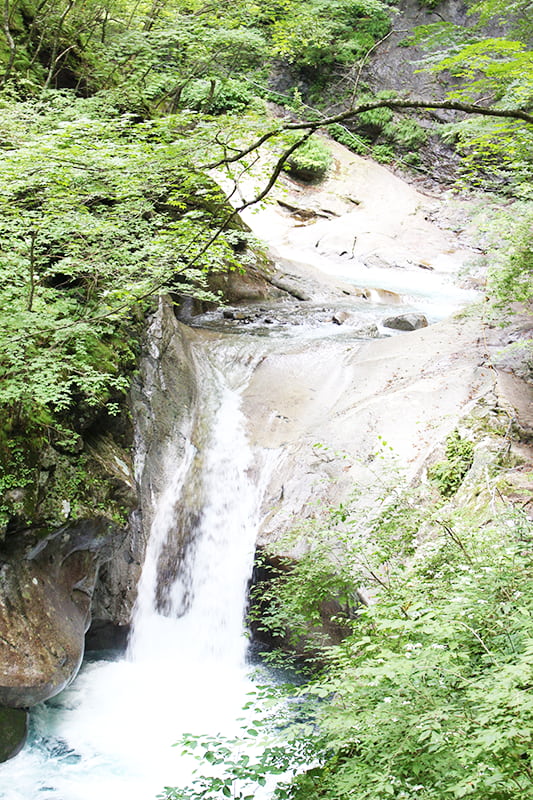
top-left (332, 311), bottom-right (350, 325)
top-left (0, 518), bottom-right (115, 708)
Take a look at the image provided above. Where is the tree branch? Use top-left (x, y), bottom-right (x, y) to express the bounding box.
top-left (203, 96), bottom-right (532, 173)
top-left (283, 97), bottom-right (533, 132)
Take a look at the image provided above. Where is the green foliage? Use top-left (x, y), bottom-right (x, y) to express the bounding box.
top-left (440, 116), bottom-right (533, 198)
top-left (284, 135), bottom-right (333, 182)
top-left (340, 94), bottom-right (429, 164)
top-left (171, 441), bottom-right (533, 800)
top-left (412, 8), bottom-right (533, 197)
top-left (0, 0), bottom-right (392, 107)
top-left (251, 453), bottom-right (423, 655)
top-left (180, 78), bottom-right (254, 114)
top-left (289, 507), bottom-right (533, 800)
top-left (0, 98), bottom-right (237, 420)
top-left (249, 464), bottom-right (533, 800)
top-left (159, 732), bottom-right (313, 800)
top-left (0, 91), bottom-right (254, 531)
top-left (428, 430), bottom-right (474, 497)
top-left (383, 118), bottom-right (428, 151)
top-left (269, 0), bottom-right (391, 70)
top-left (0, 431), bottom-right (41, 529)
top-left (488, 212), bottom-right (533, 306)
top-left (0, 0), bottom-right (400, 535)
top-left (329, 123), bottom-right (370, 154)
top-left (371, 143), bottom-right (395, 163)
top-left (357, 104), bottom-right (393, 132)
top-left (464, 200), bottom-right (533, 312)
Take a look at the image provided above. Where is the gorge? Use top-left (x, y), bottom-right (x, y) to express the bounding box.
top-left (0, 0), bottom-right (531, 796)
top-left (1, 139), bottom-right (531, 796)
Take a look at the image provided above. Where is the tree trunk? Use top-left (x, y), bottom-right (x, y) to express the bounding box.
top-left (1, 0), bottom-right (17, 87)
top-left (43, 0), bottom-right (74, 90)
top-left (27, 231), bottom-right (37, 313)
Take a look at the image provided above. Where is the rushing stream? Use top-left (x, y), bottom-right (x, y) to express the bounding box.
top-left (0, 339), bottom-right (277, 800)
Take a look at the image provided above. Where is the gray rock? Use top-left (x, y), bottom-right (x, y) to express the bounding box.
top-left (383, 313), bottom-right (428, 331)
top-left (92, 298), bottom-right (199, 626)
top-left (222, 309), bottom-right (253, 322)
top-left (269, 274), bottom-right (311, 302)
top-left (353, 323), bottom-right (380, 338)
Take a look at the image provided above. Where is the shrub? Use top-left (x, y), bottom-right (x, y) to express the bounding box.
top-left (383, 118), bottom-right (428, 151)
top-left (285, 136), bottom-right (333, 182)
top-left (428, 430), bottom-right (474, 496)
top-left (180, 78), bottom-right (253, 114)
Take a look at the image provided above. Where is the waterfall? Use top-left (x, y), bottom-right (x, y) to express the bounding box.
top-left (0, 337), bottom-right (276, 800)
top-left (130, 366), bottom-right (261, 671)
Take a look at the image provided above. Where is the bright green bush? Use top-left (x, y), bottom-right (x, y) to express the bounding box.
top-left (180, 78), bottom-right (254, 114)
top-left (489, 212), bottom-right (533, 306)
top-left (428, 430), bottom-right (474, 496)
top-left (270, 0), bottom-right (391, 69)
top-left (371, 143), bottom-right (395, 163)
top-left (285, 136), bottom-right (333, 182)
top-left (383, 118), bottom-right (428, 151)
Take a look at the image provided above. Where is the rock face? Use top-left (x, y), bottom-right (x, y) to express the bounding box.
top-left (356, 0), bottom-right (501, 181)
top-left (362, 0), bottom-right (469, 101)
top-left (91, 297), bottom-right (200, 626)
top-left (241, 316), bottom-right (493, 550)
top-left (383, 312), bottom-right (428, 331)
top-left (0, 518), bottom-right (116, 709)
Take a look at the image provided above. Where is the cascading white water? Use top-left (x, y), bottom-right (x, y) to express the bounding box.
top-left (0, 339), bottom-right (276, 800)
top-left (130, 376), bottom-right (261, 671)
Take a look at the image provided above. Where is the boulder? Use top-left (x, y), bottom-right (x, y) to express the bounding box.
top-left (353, 323), bottom-right (380, 338)
top-left (383, 313), bottom-right (428, 331)
top-left (0, 518), bottom-right (116, 708)
top-left (269, 273), bottom-right (311, 302)
top-left (223, 309), bottom-right (253, 322)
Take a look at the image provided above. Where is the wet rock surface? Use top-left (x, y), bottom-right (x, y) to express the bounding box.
top-left (242, 316), bottom-right (494, 551)
top-left (191, 300), bottom-right (385, 339)
top-left (92, 298), bottom-right (201, 627)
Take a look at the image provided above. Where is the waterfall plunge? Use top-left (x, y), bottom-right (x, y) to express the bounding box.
top-left (0, 341), bottom-right (275, 800)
